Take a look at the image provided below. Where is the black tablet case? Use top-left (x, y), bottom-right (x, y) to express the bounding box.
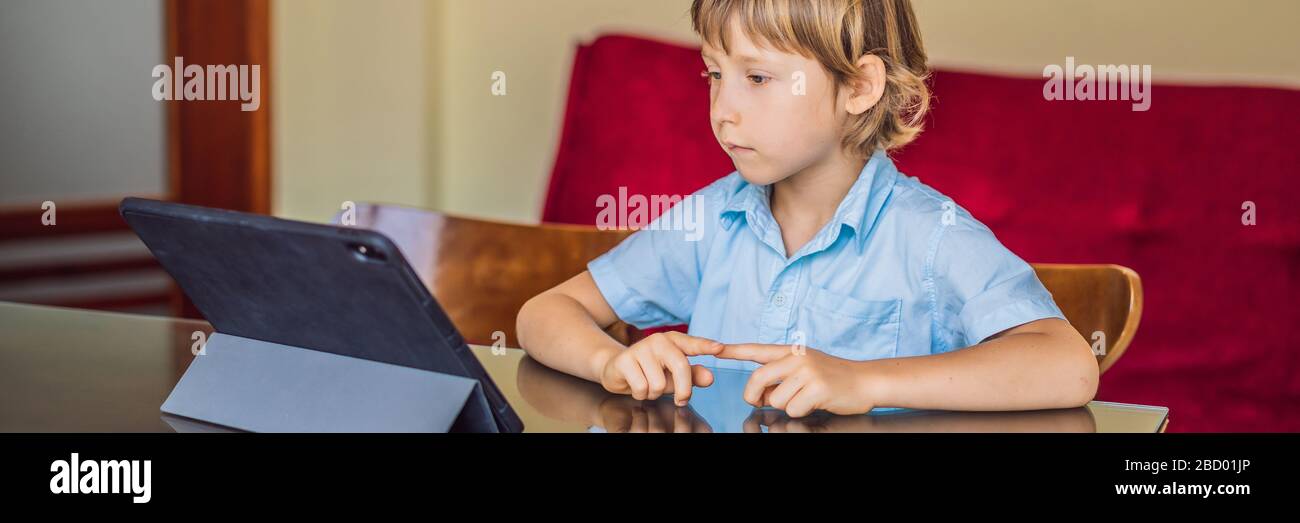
top-left (120, 197), bottom-right (523, 433)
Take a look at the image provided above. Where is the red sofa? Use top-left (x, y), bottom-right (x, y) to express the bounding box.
top-left (542, 34), bottom-right (1300, 432)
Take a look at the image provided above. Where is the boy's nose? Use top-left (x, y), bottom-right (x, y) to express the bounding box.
top-left (710, 88), bottom-right (741, 127)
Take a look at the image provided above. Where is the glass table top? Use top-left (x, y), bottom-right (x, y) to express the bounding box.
top-left (0, 301), bottom-right (1169, 433)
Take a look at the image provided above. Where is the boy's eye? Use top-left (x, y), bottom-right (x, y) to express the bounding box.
top-left (747, 74), bottom-right (771, 86)
top-left (700, 70), bottom-right (721, 83)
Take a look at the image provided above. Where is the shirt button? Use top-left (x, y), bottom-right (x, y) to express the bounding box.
top-left (773, 294), bottom-right (787, 307)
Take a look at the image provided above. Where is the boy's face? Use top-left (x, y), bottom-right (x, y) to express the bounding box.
top-left (701, 21), bottom-right (850, 186)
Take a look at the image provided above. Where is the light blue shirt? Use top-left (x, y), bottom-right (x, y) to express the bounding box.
top-left (588, 149), bottom-right (1064, 372)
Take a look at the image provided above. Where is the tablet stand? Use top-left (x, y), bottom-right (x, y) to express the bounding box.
top-left (161, 333), bottom-right (499, 433)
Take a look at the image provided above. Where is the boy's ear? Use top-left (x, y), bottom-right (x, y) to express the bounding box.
top-left (844, 53), bottom-right (887, 115)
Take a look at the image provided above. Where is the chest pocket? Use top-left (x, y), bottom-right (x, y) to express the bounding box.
top-left (797, 286), bottom-right (901, 361)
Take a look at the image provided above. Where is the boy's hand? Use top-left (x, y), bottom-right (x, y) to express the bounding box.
top-left (717, 344), bottom-right (881, 417)
top-left (599, 332), bottom-right (724, 406)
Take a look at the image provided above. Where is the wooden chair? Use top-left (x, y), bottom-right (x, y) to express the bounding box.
top-left (343, 203), bottom-right (634, 347)
top-left (1032, 263), bottom-right (1142, 374)
top-left (346, 204), bottom-right (1141, 374)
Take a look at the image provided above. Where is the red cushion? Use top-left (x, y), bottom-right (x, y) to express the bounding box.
top-left (543, 34), bottom-right (733, 224)
top-left (543, 34), bottom-right (1300, 431)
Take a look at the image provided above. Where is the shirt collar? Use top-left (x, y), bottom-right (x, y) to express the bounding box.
top-left (721, 149), bottom-right (898, 252)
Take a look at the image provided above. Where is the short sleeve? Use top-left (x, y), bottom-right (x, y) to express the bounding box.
top-left (587, 194), bottom-right (714, 329)
top-left (931, 218), bottom-right (1065, 347)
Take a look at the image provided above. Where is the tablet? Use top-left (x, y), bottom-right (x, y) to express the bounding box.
top-left (120, 197), bottom-right (523, 433)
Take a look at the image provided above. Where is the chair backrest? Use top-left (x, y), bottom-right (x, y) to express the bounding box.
top-left (1032, 263), bottom-right (1142, 374)
top-left (349, 203), bottom-right (1140, 373)
top-left (345, 203), bottom-right (632, 347)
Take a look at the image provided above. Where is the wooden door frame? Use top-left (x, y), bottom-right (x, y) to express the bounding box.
top-left (165, 0), bottom-right (272, 317)
top-left (165, 0), bottom-right (271, 213)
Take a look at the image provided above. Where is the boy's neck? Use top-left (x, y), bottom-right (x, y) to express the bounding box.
top-left (769, 150), bottom-right (867, 228)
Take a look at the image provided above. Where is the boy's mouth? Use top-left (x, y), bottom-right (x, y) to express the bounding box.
top-left (723, 141), bottom-right (755, 154)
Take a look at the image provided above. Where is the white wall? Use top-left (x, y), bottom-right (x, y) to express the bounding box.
top-left (913, 0), bottom-right (1300, 85)
top-left (434, 0), bottom-right (698, 222)
top-left (272, 0), bottom-right (1300, 223)
top-left (272, 0), bottom-right (438, 222)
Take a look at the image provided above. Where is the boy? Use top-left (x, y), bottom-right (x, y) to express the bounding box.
top-left (517, 0), bottom-right (1098, 418)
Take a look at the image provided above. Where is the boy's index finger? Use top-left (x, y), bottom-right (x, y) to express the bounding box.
top-left (663, 331), bottom-right (725, 355)
top-left (716, 343), bottom-right (790, 364)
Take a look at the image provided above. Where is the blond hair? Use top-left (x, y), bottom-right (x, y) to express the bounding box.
top-left (690, 0), bottom-right (930, 156)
